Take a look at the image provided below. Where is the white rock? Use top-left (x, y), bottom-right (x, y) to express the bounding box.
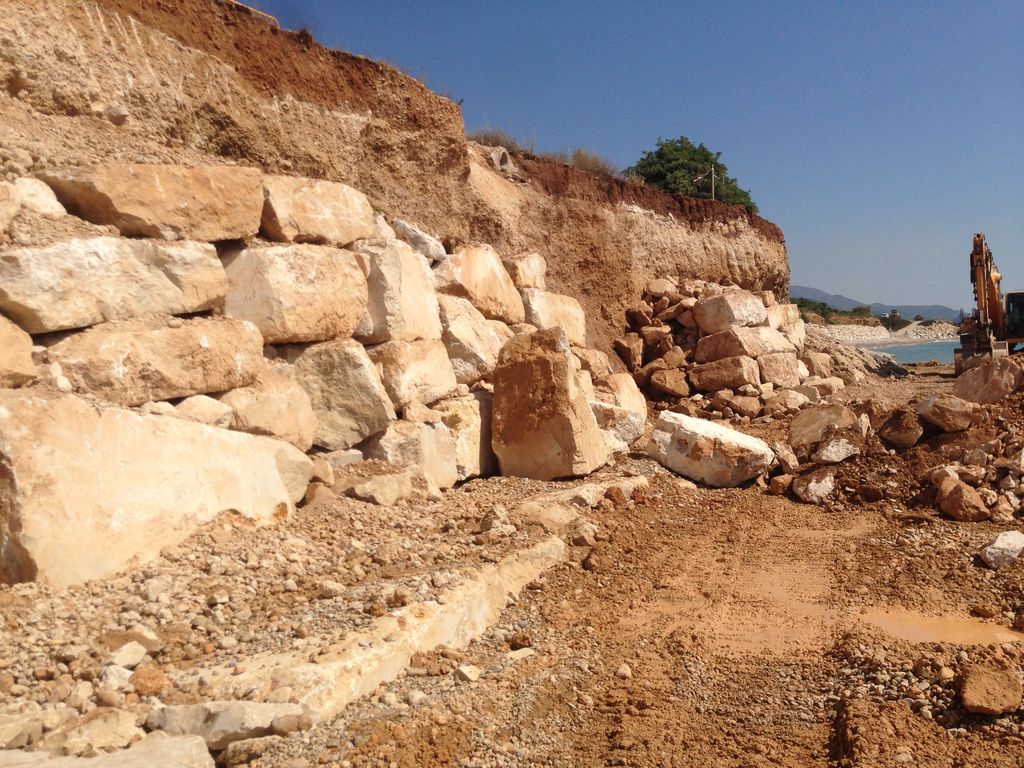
top-left (367, 338), bottom-right (458, 409)
top-left (175, 395), bottom-right (233, 428)
top-left (694, 291), bottom-right (767, 334)
top-left (501, 252), bottom-right (546, 290)
top-left (261, 175), bottom-right (374, 246)
top-left (446, 244), bottom-right (525, 324)
top-left (590, 400), bottom-right (644, 453)
top-left (980, 531), bottom-right (1024, 569)
top-left (436, 294), bottom-right (506, 384)
top-left (354, 239), bottom-right (442, 344)
top-left (390, 219), bottom-right (446, 263)
top-left (108, 641), bottom-right (147, 669)
top-left (811, 437), bottom-right (860, 464)
top-left (221, 365), bottom-right (317, 451)
top-left (521, 289), bottom-right (587, 347)
top-left (12, 177), bottom-right (65, 217)
top-left (363, 420), bottom-right (459, 492)
top-left (146, 701), bottom-right (305, 751)
top-left (432, 392), bottom-right (497, 480)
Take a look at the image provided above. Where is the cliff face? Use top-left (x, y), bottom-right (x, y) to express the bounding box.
top-left (1, 0), bottom-right (787, 350)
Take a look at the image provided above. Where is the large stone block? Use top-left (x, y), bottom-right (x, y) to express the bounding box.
top-left (354, 240), bottom-right (442, 344)
top-left (766, 303), bottom-right (801, 330)
top-left (261, 175), bottom-right (374, 246)
top-left (916, 394), bottom-right (975, 432)
top-left (363, 420), bottom-right (459, 492)
top-left (446, 245), bottom-right (525, 324)
top-left (693, 291), bottom-right (767, 334)
top-left (491, 328), bottom-right (610, 480)
top-left (147, 701), bottom-right (305, 751)
top-left (367, 338), bottom-right (458, 409)
top-left (521, 289), bottom-right (587, 347)
top-left (47, 317), bottom-right (264, 407)
top-left (779, 319), bottom-right (806, 351)
top-left (758, 352), bottom-right (801, 388)
top-left (688, 355), bottom-right (760, 392)
top-left (437, 295), bottom-right (506, 384)
top-left (0, 237), bottom-right (227, 333)
top-left (647, 411), bottom-right (775, 487)
top-left (0, 732), bottom-right (214, 767)
top-left (0, 391), bottom-right (311, 588)
top-left (501, 252), bottom-right (546, 290)
top-left (603, 373), bottom-right (648, 423)
top-left (695, 327), bottom-right (796, 363)
top-left (12, 177), bottom-right (65, 217)
top-left (38, 164), bottom-right (263, 241)
top-left (788, 403), bottom-right (858, 459)
top-left (390, 219), bottom-right (446, 264)
top-left (223, 244), bottom-right (367, 343)
top-left (0, 182), bottom-right (18, 233)
top-left (433, 393), bottom-right (498, 481)
top-left (221, 365), bottom-right (317, 451)
top-left (590, 400), bottom-right (644, 453)
top-left (0, 316), bottom-right (35, 388)
top-left (291, 339), bottom-right (395, 450)
top-left (952, 356), bottom-right (1024, 404)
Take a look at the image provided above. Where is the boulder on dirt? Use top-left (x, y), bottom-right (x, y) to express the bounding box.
top-left (39, 164), bottom-right (264, 240)
top-left (877, 408), bottom-right (924, 449)
top-left (47, 317), bottom-right (263, 407)
top-left (437, 295), bottom-right (506, 384)
top-left (0, 390), bottom-right (311, 587)
top-left (0, 237), bottom-right (227, 334)
top-left (916, 394), bottom-right (975, 432)
top-left (433, 393), bottom-right (497, 480)
top-left (800, 351), bottom-right (834, 379)
top-left (694, 327), bottom-right (795, 363)
top-left (348, 470), bottom-right (415, 506)
top-left (811, 437), bottom-right (859, 464)
top-left (223, 244), bottom-right (367, 343)
top-left (367, 338), bottom-right (458, 409)
top-left (520, 289), bottom-right (586, 347)
top-left (791, 468), bottom-right (836, 504)
top-left (693, 291), bottom-right (767, 334)
top-left (649, 368), bottom-right (691, 398)
top-left (952, 356), bottom-right (1024, 404)
top-left (789, 404), bottom-right (857, 459)
top-left (590, 400), bottom-right (644, 453)
top-left (771, 441), bottom-right (800, 473)
top-left (758, 352), bottom-right (801, 388)
top-left (763, 389), bottom-right (811, 415)
top-left (363, 420), bottom-right (459, 492)
top-left (501, 252), bottom-right (546, 290)
top-left (221, 365), bottom-right (317, 451)
top-left (603, 373), bottom-right (648, 423)
top-left (613, 333), bottom-right (644, 372)
top-left (12, 177), bottom-right (65, 217)
top-left (960, 664), bottom-right (1023, 715)
top-left (936, 477), bottom-right (990, 522)
top-left (0, 316), bottom-right (35, 388)
top-left (260, 175), bottom-right (374, 246)
top-left (0, 731), bottom-right (212, 766)
top-left (354, 239), bottom-right (442, 344)
top-left (390, 218), bottom-right (446, 263)
top-left (291, 339), bottom-right (395, 450)
top-left (147, 701), bottom-right (305, 751)
top-left (646, 412), bottom-right (775, 488)
top-left (445, 244), bottom-right (525, 324)
top-left (979, 531), bottom-right (1024, 569)
top-left (689, 356), bottom-right (760, 392)
top-left (491, 328), bottom-right (610, 480)
top-left (40, 707), bottom-right (143, 755)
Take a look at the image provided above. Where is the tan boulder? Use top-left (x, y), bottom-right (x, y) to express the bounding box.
top-left (367, 338), bottom-right (457, 409)
top-left (763, 388), bottom-right (811, 414)
top-left (38, 164), bottom-right (264, 240)
top-left (260, 175), bottom-right (374, 246)
top-left (779, 320), bottom-right (806, 351)
top-left (758, 352), bottom-right (801, 388)
top-left (47, 317), bottom-right (263, 407)
top-left (960, 664), bottom-right (1023, 715)
top-left (603, 372), bottom-right (648, 423)
top-left (693, 291), bottom-right (767, 334)
top-left (650, 368), bottom-right (691, 398)
top-left (390, 218), bottom-right (446, 263)
top-left (491, 328), bottom-right (610, 480)
top-left (446, 244), bottom-right (525, 324)
top-left (877, 408), bottom-right (923, 448)
top-left (501, 252), bottom-right (546, 290)
top-left (573, 348), bottom-right (614, 381)
top-left (647, 412), bottom-right (775, 487)
top-left (917, 394), bottom-right (975, 432)
top-left (800, 351), bottom-right (833, 378)
top-left (433, 392), bottom-right (497, 480)
top-left (936, 477), bottom-right (990, 522)
top-left (0, 390), bottom-right (310, 588)
top-left (363, 420), bottom-right (459, 492)
top-left (953, 356), bottom-right (1024, 404)
top-left (174, 395), bottom-right (233, 427)
top-left (766, 303), bottom-right (801, 330)
top-left (223, 244), bottom-right (367, 343)
top-left (0, 182), bottom-right (19, 233)
top-left (694, 327), bottom-right (796, 363)
top-left (12, 177), bottom-right (65, 217)
top-left (0, 237), bottom-right (227, 333)
top-left (591, 400), bottom-right (644, 453)
top-left (788, 404), bottom-right (857, 459)
top-left (0, 316), bottom-right (35, 388)
top-left (291, 339), bottom-right (395, 450)
top-left (520, 289), bottom-right (586, 346)
top-left (353, 239), bottom-right (442, 344)
top-left (688, 355), bottom-right (760, 392)
top-left (221, 365), bottom-right (317, 451)
top-left (436, 295), bottom-right (505, 384)
top-left (613, 333), bottom-right (644, 372)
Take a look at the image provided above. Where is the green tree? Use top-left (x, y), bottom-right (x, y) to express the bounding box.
top-left (625, 136), bottom-right (758, 213)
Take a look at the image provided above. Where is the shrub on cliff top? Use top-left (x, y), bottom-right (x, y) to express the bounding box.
top-left (625, 136), bottom-right (758, 213)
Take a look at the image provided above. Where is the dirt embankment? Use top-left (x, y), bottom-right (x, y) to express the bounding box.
top-left (2, 0), bottom-right (789, 351)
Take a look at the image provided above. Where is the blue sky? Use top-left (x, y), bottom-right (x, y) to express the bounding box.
top-left (250, 1), bottom-right (1023, 309)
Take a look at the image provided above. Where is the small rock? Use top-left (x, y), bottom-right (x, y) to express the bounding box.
top-left (455, 665), bottom-right (481, 683)
top-left (615, 663), bottom-right (633, 680)
top-left (961, 664), bottom-right (1023, 715)
top-left (108, 641), bottom-right (147, 670)
top-left (980, 530), bottom-right (1024, 569)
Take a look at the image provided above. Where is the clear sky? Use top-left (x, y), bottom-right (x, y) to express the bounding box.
top-left (249, 0), bottom-right (1023, 310)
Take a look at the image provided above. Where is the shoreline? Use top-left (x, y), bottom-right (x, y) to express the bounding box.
top-left (855, 337), bottom-right (958, 350)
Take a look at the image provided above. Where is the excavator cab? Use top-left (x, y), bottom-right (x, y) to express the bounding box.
top-left (1006, 291), bottom-right (1024, 350)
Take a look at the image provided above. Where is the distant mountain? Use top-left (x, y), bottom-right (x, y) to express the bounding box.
top-left (789, 285), bottom-right (963, 323)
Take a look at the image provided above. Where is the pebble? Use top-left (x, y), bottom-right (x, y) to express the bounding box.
top-left (615, 663), bottom-right (633, 680)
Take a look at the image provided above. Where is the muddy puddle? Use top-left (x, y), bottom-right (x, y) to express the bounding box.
top-left (863, 607), bottom-right (1024, 645)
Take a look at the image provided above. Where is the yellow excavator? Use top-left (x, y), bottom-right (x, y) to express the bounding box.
top-left (954, 233), bottom-right (1024, 374)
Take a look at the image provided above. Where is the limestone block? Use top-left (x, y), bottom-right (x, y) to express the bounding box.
top-left (0, 237), bottom-right (227, 333)
top-left (0, 316), bottom-right (35, 388)
top-left (390, 219), bottom-right (446, 263)
top-left (447, 244), bottom-right (525, 324)
top-left (604, 373), bottom-right (647, 423)
top-left (363, 420), bottom-right (459, 492)
top-left (40, 708), bottom-right (143, 755)
top-left (0, 732), bottom-right (213, 767)
top-left (758, 352), bottom-right (801, 388)
top-left (762, 389), bottom-right (811, 414)
top-left (12, 177), bottom-right (65, 217)
top-left (980, 531), bottom-right (1024, 569)
top-left (291, 339), bottom-right (395, 450)
top-left (590, 401), bottom-right (644, 453)
top-left (573, 348), bottom-right (614, 381)
top-left (650, 368), bottom-right (691, 398)
top-left (47, 317), bottom-right (263, 407)
top-left (437, 295), bottom-right (506, 384)
top-left (433, 392), bottom-right (497, 480)
top-left (792, 469), bottom-right (836, 504)
top-left (348, 471), bottom-right (415, 506)
top-left (766, 303), bottom-right (801, 330)
top-left (0, 390), bottom-right (311, 588)
top-left (695, 327), bottom-right (796, 363)
top-left (646, 411), bottom-right (774, 488)
top-left (688, 356), bottom-right (760, 392)
top-left (353, 239), bottom-right (442, 344)
top-left (693, 291), bottom-right (767, 334)
top-left (521, 289), bottom-right (586, 347)
top-left (367, 338), bottom-right (458, 409)
top-left (261, 175), bottom-right (374, 246)
top-left (38, 164), bottom-right (264, 241)
top-left (175, 395), bottom-right (233, 427)
top-left (780, 319), bottom-right (806, 351)
top-left (789, 404), bottom-right (857, 459)
top-left (223, 244), bottom-right (367, 343)
top-left (0, 182), bottom-right (18, 233)
top-left (501, 252), bottom-right (546, 290)
top-left (800, 351), bottom-right (833, 378)
top-left (917, 393), bottom-right (975, 432)
top-left (147, 701), bottom-right (304, 751)
top-left (491, 328), bottom-right (610, 480)
top-left (221, 365), bottom-right (317, 451)
top-left (953, 356), bottom-right (1024, 404)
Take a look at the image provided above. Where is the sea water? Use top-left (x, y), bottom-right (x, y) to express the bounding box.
top-left (867, 339), bottom-right (958, 364)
